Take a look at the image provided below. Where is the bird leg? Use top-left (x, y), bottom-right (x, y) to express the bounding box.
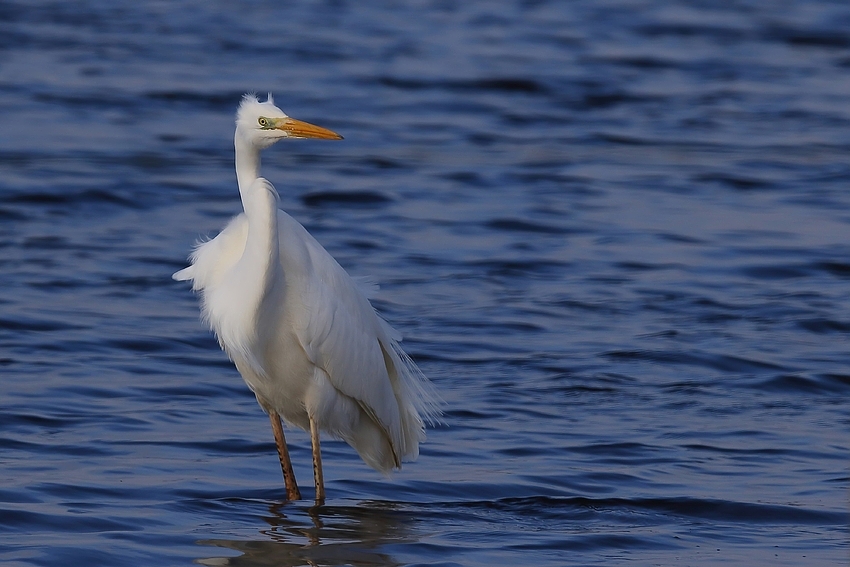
top-left (309, 415), bottom-right (325, 503)
top-left (269, 411), bottom-right (301, 501)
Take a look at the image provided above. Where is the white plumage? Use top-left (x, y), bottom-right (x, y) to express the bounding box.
top-left (174, 94), bottom-right (439, 500)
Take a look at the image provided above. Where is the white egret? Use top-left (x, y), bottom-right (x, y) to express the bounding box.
top-left (173, 94), bottom-right (439, 501)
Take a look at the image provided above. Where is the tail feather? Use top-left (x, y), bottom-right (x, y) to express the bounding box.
top-left (379, 334), bottom-right (443, 465)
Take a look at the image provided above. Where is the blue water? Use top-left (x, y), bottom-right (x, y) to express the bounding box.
top-left (1, 1), bottom-right (849, 565)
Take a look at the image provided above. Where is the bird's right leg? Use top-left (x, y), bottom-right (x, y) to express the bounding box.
top-left (309, 415), bottom-right (325, 503)
top-left (269, 411), bottom-right (301, 500)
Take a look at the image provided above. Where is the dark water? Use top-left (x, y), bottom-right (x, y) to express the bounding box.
top-left (1, 1), bottom-right (849, 565)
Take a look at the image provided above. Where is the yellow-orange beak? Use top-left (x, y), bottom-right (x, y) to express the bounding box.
top-left (275, 117), bottom-right (343, 140)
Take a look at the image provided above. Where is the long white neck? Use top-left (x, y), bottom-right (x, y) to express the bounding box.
top-left (226, 131), bottom-right (282, 366)
top-left (235, 133), bottom-right (262, 209)
top-left (233, 131), bottom-right (279, 245)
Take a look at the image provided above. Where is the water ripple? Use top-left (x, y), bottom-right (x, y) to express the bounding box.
top-left (1, 1), bottom-right (848, 566)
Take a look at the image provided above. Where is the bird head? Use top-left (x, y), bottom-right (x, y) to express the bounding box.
top-left (235, 93), bottom-right (343, 149)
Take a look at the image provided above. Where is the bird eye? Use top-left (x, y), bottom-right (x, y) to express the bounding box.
top-left (258, 117), bottom-right (269, 128)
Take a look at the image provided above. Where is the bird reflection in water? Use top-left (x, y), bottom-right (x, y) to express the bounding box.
top-left (197, 501), bottom-right (409, 567)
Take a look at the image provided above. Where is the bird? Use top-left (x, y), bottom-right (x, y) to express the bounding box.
top-left (173, 94), bottom-right (440, 502)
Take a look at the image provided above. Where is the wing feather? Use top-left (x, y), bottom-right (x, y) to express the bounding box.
top-left (278, 212), bottom-right (406, 453)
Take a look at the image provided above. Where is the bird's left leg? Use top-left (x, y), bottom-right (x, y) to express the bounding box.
top-left (309, 415), bottom-right (325, 502)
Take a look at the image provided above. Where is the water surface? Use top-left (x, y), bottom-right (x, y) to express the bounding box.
top-left (1, 1), bottom-right (849, 566)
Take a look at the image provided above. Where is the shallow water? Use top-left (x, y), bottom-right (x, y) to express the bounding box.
top-left (1, 1), bottom-right (849, 565)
